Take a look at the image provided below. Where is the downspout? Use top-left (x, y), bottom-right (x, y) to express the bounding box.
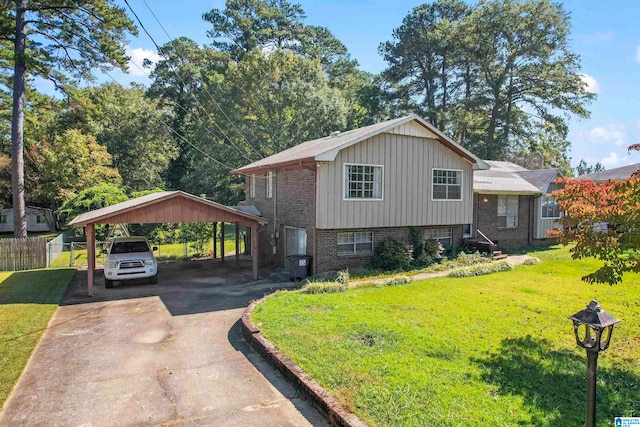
top-left (313, 164), bottom-right (318, 275)
top-left (273, 170), bottom-right (278, 264)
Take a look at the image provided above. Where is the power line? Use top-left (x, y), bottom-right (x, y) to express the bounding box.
top-left (122, 0), bottom-right (260, 165)
top-left (139, 0), bottom-right (265, 161)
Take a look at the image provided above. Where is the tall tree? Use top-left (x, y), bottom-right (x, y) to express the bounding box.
top-left (575, 159), bottom-right (605, 176)
top-left (2, 0), bottom-right (135, 237)
top-left (381, 0), bottom-right (594, 165)
top-left (67, 83), bottom-right (177, 191)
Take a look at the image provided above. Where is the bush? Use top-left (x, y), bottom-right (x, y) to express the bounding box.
top-left (384, 276), bottom-right (413, 286)
top-left (370, 238), bottom-right (413, 271)
top-left (454, 251), bottom-right (491, 266)
top-left (448, 260), bottom-right (513, 278)
top-left (523, 256), bottom-right (542, 265)
top-left (409, 228), bottom-right (443, 267)
top-left (301, 281), bottom-right (347, 294)
top-left (336, 269), bottom-right (350, 285)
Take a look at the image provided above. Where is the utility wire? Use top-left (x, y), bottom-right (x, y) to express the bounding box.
top-left (139, 0), bottom-right (266, 161)
top-left (122, 0), bottom-right (260, 165)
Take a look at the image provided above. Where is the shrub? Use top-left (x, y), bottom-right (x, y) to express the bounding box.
top-left (448, 260), bottom-right (513, 278)
top-left (454, 251), bottom-right (491, 266)
top-left (384, 276), bottom-right (413, 286)
top-left (336, 269), bottom-right (350, 285)
top-left (523, 256), bottom-right (542, 265)
top-left (301, 281), bottom-right (347, 294)
top-left (409, 228), bottom-right (443, 267)
top-left (370, 238), bottom-right (413, 271)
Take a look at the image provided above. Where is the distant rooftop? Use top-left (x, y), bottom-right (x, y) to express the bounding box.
top-left (574, 163), bottom-right (640, 183)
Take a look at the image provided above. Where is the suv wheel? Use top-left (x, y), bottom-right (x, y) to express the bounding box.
top-left (149, 274), bottom-right (158, 285)
top-left (105, 278), bottom-right (114, 288)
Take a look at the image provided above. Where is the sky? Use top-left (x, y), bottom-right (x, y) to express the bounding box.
top-left (85, 0), bottom-right (640, 170)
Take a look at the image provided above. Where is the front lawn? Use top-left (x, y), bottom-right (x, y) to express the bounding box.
top-left (253, 246), bottom-right (640, 426)
top-left (0, 268), bottom-right (76, 409)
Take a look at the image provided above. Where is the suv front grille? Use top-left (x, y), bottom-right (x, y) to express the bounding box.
top-left (120, 261), bottom-right (144, 269)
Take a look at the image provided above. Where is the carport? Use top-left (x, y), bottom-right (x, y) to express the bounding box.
top-left (68, 191), bottom-right (267, 296)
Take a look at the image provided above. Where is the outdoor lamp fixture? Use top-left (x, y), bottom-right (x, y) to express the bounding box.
top-left (568, 300), bottom-right (621, 427)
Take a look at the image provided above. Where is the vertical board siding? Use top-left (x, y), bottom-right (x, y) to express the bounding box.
top-left (534, 197), bottom-right (560, 239)
top-left (316, 133), bottom-right (474, 229)
top-left (386, 122), bottom-right (438, 138)
top-left (0, 237), bottom-right (47, 271)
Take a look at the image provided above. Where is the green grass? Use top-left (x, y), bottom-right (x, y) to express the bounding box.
top-left (253, 246), bottom-right (640, 426)
top-left (50, 237), bottom-right (242, 268)
top-left (0, 268), bottom-right (76, 409)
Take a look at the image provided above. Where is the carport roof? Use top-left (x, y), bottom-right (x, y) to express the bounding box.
top-left (68, 191), bottom-right (267, 227)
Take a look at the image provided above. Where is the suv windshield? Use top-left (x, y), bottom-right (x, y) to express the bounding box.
top-left (111, 241), bottom-right (150, 254)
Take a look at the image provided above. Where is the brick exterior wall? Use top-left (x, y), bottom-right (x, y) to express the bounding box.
top-left (245, 168), bottom-right (316, 268)
top-left (475, 194), bottom-right (533, 249)
top-left (315, 225), bottom-right (464, 273)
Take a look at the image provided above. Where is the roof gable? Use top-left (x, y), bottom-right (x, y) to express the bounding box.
top-left (233, 114), bottom-right (487, 174)
top-left (68, 191), bottom-right (267, 227)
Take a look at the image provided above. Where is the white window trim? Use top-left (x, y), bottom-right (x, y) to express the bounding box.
top-left (266, 171), bottom-right (273, 199)
top-left (249, 174), bottom-right (256, 198)
top-left (337, 231), bottom-right (374, 256)
top-left (431, 168), bottom-right (463, 202)
top-left (541, 195), bottom-right (561, 219)
top-left (343, 163), bottom-right (384, 201)
top-left (497, 195), bottom-right (519, 228)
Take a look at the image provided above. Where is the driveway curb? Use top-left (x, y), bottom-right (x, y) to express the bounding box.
top-left (241, 299), bottom-right (368, 427)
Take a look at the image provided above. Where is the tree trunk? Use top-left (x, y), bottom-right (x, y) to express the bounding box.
top-left (11, 0), bottom-right (27, 238)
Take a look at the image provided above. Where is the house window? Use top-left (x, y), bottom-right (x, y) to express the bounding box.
top-left (0, 215), bottom-right (6, 223)
top-left (36, 214), bottom-right (47, 224)
top-left (432, 169), bottom-right (462, 200)
top-left (266, 171), bottom-right (273, 199)
top-left (249, 174), bottom-right (256, 198)
top-left (344, 164), bottom-right (383, 200)
top-left (463, 224), bottom-right (472, 239)
top-left (424, 228), bottom-right (453, 246)
top-left (498, 195), bottom-right (518, 228)
top-left (542, 182), bottom-right (562, 219)
top-left (337, 231), bottom-right (374, 256)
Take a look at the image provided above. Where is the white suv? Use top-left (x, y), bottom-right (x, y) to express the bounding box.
top-left (103, 237), bottom-right (158, 288)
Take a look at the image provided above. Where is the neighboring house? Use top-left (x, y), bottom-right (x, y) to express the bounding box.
top-left (473, 161), bottom-right (563, 249)
top-left (0, 207), bottom-right (57, 234)
top-left (574, 163), bottom-right (640, 183)
top-left (233, 114), bottom-right (488, 273)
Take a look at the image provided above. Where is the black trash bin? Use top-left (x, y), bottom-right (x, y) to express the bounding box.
top-left (287, 254), bottom-right (312, 281)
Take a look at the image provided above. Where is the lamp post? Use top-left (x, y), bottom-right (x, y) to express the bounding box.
top-left (568, 300), bottom-right (621, 427)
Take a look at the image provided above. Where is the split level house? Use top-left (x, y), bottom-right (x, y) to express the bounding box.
top-left (233, 114), bottom-right (489, 274)
top-left (233, 115), bottom-right (565, 274)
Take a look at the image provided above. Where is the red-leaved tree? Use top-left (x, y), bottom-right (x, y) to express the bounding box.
top-left (552, 155), bottom-right (640, 284)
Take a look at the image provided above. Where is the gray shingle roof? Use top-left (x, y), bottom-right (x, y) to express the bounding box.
top-left (474, 170), bottom-right (541, 194)
top-left (518, 169), bottom-right (562, 191)
top-left (232, 114), bottom-right (487, 173)
top-left (574, 163), bottom-right (640, 183)
top-left (474, 163), bottom-right (562, 194)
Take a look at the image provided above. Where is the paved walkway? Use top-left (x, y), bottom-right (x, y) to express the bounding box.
top-left (0, 260), bottom-right (328, 426)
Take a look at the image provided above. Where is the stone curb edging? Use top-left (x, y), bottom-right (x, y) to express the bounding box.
top-left (241, 299), bottom-right (368, 427)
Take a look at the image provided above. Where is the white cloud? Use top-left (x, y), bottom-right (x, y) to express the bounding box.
top-left (126, 46), bottom-right (161, 76)
top-left (579, 73), bottom-right (600, 94)
top-left (588, 124), bottom-right (626, 146)
top-left (583, 31), bottom-right (613, 44)
top-left (636, 46), bottom-right (640, 63)
top-left (601, 152), bottom-right (619, 167)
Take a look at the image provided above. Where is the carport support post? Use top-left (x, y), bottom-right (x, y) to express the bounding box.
top-left (251, 223), bottom-right (258, 280)
top-left (212, 222), bottom-right (217, 259)
top-left (220, 223), bottom-right (225, 263)
top-left (235, 222), bottom-right (240, 266)
top-left (86, 223), bottom-right (95, 297)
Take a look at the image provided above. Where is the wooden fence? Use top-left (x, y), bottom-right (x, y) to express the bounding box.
top-left (0, 237), bottom-right (47, 271)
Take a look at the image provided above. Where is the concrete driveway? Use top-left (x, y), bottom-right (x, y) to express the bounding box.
top-left (0, 259), bottom-right (328, 426)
